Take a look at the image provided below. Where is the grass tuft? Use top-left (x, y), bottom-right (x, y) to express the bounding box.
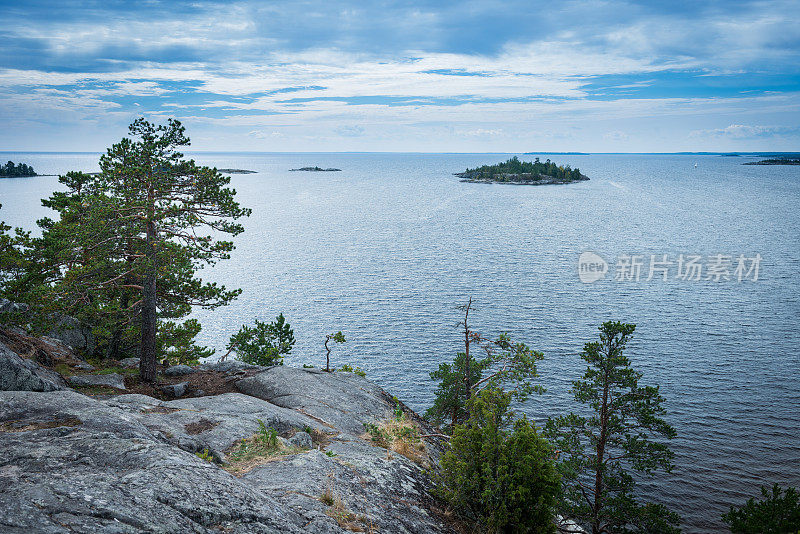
top-left (362, 407), bottom-right (428, 466)
top-left (223, 419), bottom-right (304, 475)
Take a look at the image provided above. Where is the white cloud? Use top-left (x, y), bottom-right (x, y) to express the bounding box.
top-left (690, 124), bottom-right (800, 139)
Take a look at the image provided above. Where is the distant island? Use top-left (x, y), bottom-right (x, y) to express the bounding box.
top-left (743, 158), bottom-right (800, 165)
top-left (523, 151), bottom-right (589, 155)
top-left (0, 161), bottom-right (37, 178)
top-left (289, 166), bottom-right (341, 172)
top-left (217, 168), bottom-right (257, 174)
top-left (456, 156), bottom-right (588, 185)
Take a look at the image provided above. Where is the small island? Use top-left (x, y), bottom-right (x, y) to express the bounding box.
top-left (289, 166), bottom-right (341, 172)
top-left (743, 158), bottom-right (800, 165)
top-left (217, 168), bottom-right (257, 174)
top-left (456, 156), bottom-right (588, 185)
top-left (0, 161), bottom-right (37, 178)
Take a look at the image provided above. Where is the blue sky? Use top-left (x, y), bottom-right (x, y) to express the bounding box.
top-left (0, 0), bottom-right (798, 152)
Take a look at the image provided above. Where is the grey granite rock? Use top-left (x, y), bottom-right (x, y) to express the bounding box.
top-left (160, 381), bottom-right (189, 398)
top-left (46, 314), bottom-right (96, 354)
top-left (0, 298), bottom-right (29, 314)
top-left (236, 366), bottom-right (394, 434)
top-left (164, 364), bottom-right (196, 376)
top-left (0, 390), bottom-right (305, 533)
top-left (68, 373), bottom-right (126, 390)
top-left (200, 360), bottom-right (265, 375)
top-left (118, 357), bottom-right (140, 369)
top-left (0, 341), bottom-right (67, 392)
top-left (288, 430), bottom-right (312, 449)
top-left (0, 369), bottom-right (453, 533)
top-left (103, 392), bottom-right (325, 459)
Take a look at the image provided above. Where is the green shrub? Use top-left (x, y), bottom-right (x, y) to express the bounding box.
top-left (195, 448), bottom-right (214, 462)
top-left (438, 387), bottom-right (559, 533)
top-left (257, 419), bottom-right (279, 450)
top-left (723, 484), bottom-right (800, 533)
top-left (363, 422), bottom-right (390, 445)
top-left (228, 314), bottom-right (295, 366)
top-left (339, 363), bottom-right (366, 377)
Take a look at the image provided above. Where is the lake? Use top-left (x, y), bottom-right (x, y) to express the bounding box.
top-left (1, 151), bottom-right (798, 532)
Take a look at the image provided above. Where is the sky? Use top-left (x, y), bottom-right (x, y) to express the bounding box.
top-left (0, 0), bottom-right (799, 152)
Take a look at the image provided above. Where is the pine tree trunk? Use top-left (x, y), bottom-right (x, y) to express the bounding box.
top-left (139, 199), bottom-right (158, 383)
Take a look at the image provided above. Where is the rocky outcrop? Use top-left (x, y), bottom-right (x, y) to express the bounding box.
top-left (0, 367), bottom-right (454, 533)
top-left (0, 299), bottom-right (95, 355)
top-left (236, 366), bottom-right (395, 435)
top-left (0, 341), bottom-right (67, 392)
top-left (67, 373), bottom-right (126, 390)
top-left (46, 314), bottom-right (96, 354)
top-left (0, 298), bottom-right (29, 315)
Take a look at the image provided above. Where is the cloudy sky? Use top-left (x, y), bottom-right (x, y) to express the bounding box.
top-left (1, 0), bottom-right (799, 152)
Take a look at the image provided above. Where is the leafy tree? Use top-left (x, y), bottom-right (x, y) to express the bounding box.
top-left (14, 119), bottom-right (250, 378)
top-left (426, 299), bottom-right (544, 431)
top-left (438, 387), bottom-right (560, 533)
top-left (545, 321), bottom-right (680, 534)
top-left (227, 313), bottom-right (295, 366)
top-left (324, 331), bottom-right (346, 372)
top-left (723, 484), bottom-right (800, 534)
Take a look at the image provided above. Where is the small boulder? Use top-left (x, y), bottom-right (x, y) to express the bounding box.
top-left (74, 362), bottom-right (95, 371)
top-left (164, 364), bottom-right (195, 377)
top-left (119, 357), bottom-right (140, 369)
top-left (0, 341), bottom-right (67, 392)
top-left (0, 299), bottom-right (29, 314)
top-left (288, 431), bottom-right (312, 449)
top-left (68, 373), bottom-right (126, 390)
top-left (200, 360), bottom-right (264, 375)
top-left (161, 381), bottom-right (189, 399)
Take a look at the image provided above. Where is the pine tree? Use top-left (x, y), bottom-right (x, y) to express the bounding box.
top-left (21, 119), bottom-right (250, 379)
top-left (545, 322), bottom-right (680, 534)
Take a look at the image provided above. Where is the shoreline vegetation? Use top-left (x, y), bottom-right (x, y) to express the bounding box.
top-left (289, 166), bottom-right (342, 171)
top-left (0, 161), bottom-right (37, 178)
top-left (455, 156), bottom-right (589, 185)
top-left (217, 168), bottom-right (257, 174)
top-left (743, 158), bottom-right (800, 165)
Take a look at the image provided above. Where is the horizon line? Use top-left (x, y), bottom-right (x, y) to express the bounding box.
top-left (0, 150), bottom-right (798, 156)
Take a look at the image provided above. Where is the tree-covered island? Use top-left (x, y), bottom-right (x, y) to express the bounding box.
top-left (0, 161), bottom-right (37, 177)
top-left (456, 156), bottom-right (588, 184)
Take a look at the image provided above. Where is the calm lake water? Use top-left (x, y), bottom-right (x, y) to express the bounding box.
top-left (1, 151), bottom-right (798, 532)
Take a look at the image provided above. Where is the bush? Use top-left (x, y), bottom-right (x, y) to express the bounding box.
top-left (339, 363), bottom-right (366, 377)
top-left (723, 484), bottom-right (800, 533)
top-left (438, 387), bottom-right (559, 533)
top-left (228, 313), bottom-right (295, 366)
